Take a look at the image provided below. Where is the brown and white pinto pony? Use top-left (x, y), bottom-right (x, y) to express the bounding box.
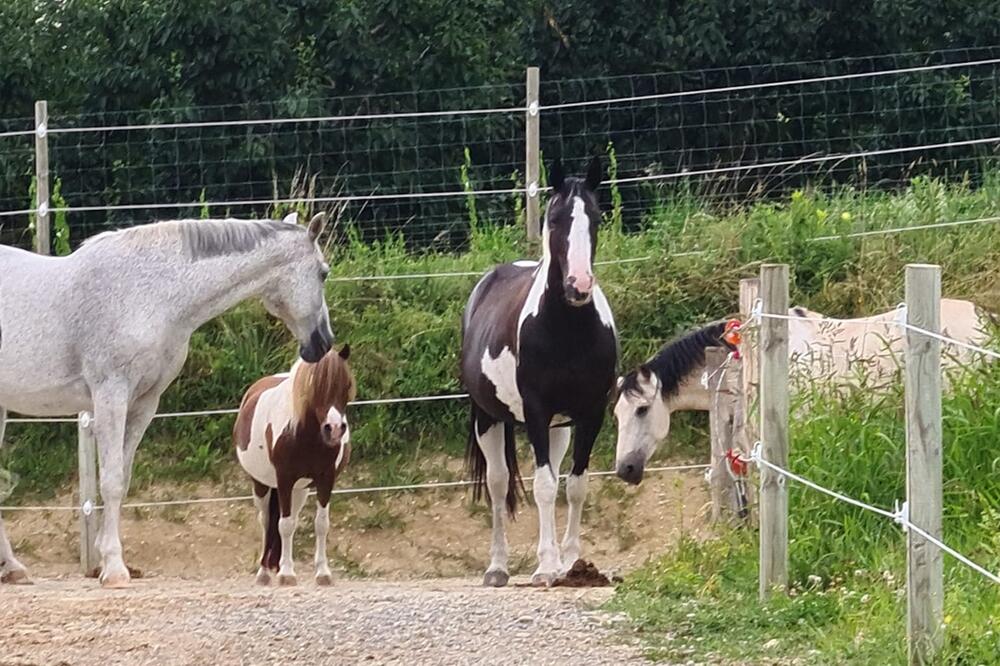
top-left (614, 299), bottom-right (992, 484)
top-left (461, 158), bottom-right (618, 587)
top-left (234, 345), bottom-right (355, 586)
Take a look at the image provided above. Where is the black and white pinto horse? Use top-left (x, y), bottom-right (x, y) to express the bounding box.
top-left (461, 158), bottom-right (618, 587)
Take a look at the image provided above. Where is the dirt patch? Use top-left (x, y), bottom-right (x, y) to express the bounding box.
top-left (5, 461), bottom-right (712, 582)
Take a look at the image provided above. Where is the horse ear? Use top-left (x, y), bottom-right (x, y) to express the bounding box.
top-left (616, 375), bottom-right (625, 390)
top-left (585, 156), bottom-right (602, 191)
top-left (549, 160), bottom-right (565, 192)
top-left (338, 343), bottom-right (351, 360)
top-left (282, 212), bottom-right (299, 225)
top-left (638, 365), bottom-right (651, 379)
top-left (307, 213), bottom-right (327, 241)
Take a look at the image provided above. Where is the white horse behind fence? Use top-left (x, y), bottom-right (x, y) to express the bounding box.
top-left (614, 299), bottom-right (992, 484)
top-left (0, 212), bottom-right (334, 587)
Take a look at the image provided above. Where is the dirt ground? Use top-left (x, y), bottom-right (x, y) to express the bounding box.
top-left (5, 464), bottom-right (711, 581)
top-left (1, 465), bottom-right (712, 665)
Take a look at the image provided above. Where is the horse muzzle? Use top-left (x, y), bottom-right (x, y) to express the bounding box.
top-left (321, 421), bottom-right (349, 448)
top-left (616, 452), bottom-right (645, 485)
top-left (564, 277), bottom-right (594, 307)
top-left (299, 325), bottom-right (334, 363)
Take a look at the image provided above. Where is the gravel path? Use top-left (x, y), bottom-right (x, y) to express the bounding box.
top-left (0, 576), bottom-right (646, 665)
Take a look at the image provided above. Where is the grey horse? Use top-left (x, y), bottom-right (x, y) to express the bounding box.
top-left (0, 212), bottom-right (334, 587)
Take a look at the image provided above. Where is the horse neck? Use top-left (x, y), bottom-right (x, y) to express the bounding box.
top-left (663, 361), bottom-right (712, 412)
top-left (171, 246), bottom-right (291, 334)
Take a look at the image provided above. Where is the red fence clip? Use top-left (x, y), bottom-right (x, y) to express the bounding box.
top-left (725, 448), bottom-right (749, 477)
top-left (723, 319), bottom-right (742, 359)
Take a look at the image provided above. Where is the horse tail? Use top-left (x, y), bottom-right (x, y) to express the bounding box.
top-left (262, 489), bottom-right (281, 571)
top-left (465, 407), bottom-right (524, 518)
top-left (503, 422), bottom-right (524, 516)
top-left (465, 408), bottom-right (487, 506)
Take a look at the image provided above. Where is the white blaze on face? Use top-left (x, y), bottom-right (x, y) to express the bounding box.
top-left (566, 197), bottom-right (594, 294)
top-left (324, 405), bottom-right (349, 460)
top-left (613, 372), bottom-right (671, 468)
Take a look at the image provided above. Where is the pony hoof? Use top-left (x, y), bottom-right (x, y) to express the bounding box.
top-left (255, 570), bottom-right (272, 586)
top-left (1, 569), bottom-right (32, 585)
top-left (530, 572), bottom-right (557, 588)
top-left (315, 574), bottom-right (333, 587)
top-left (277, 574), bottom-right (297, 587)
top-left (99, 570), bottom-right (131, 589)
top-left (482, 570), bottom-right (509, 588)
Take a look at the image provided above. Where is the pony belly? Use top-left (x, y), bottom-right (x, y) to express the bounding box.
top-left (236, 444), bottom-right (278, 489)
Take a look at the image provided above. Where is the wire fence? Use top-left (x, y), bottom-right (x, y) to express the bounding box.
top-left (748, 443), bottom-right (1000, 586)
top-left (2, 47), bottom-right (1000, 250)
top-left (0, 462), bottom-right (711, 513)
top-left (746, 299), bottom-right (1000, 593)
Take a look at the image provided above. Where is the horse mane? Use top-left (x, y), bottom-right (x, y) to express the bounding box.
top-left (291, 351), bottom-right (356, 425)
top-left (620, 321), bottom-right (731, 398)
top-left (83, 219), bottom-right (302, 260)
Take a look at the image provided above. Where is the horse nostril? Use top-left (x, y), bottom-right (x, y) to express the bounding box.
top-left (323, 423), bottom-right (333, 435)
top-left (340, 423), bottom-right (347, 435)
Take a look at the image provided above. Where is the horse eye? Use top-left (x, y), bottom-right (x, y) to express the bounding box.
top-left (636, 406), bottom-right (649, 417)
top-left (320, 267), bottom-right (330, 281)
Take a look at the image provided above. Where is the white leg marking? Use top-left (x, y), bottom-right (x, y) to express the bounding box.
top-left (562, 471), bottom-right (589, 570)
top-left (277, 488), bottom-right (308, 585)
top-left (314, 500), bottom-right (333, 585)
top-left (478, 421), bottom-right (510, 587)
top-left (530, 427), bottom-right (570, 585)
top-left (480, 348), bottom-right (524, 422)
top-left (253, 492), bottom-right (271, 586)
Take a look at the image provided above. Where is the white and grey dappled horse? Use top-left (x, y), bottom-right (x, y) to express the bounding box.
top-left (461, 158), bottom-right (618, 587)
top-left (614, 299), bottom-right (991, 484)
top-left (0, 212), bottom-right (334, 587)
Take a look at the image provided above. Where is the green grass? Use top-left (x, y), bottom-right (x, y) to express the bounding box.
top-left (608, 361), bottom-right (1000, 664)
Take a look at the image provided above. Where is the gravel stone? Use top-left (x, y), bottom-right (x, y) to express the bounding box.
top-left (0, 576), bottom-right (646, 665)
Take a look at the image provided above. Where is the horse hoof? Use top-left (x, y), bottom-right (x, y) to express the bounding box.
top-left (1, 569), bottom-right (32, 585)
top-left (315, 574), bottom-right (333, 587)
top-left (482, 570), bottom-right (509, 588)
top-left (255, 570), bottom-right (271, 587)
top-left (100, 570), bottom-right (131, 589)
top-left (277, 574), bottom-right (297, 587)
top-left (530, 571), bottom-right (557, 588)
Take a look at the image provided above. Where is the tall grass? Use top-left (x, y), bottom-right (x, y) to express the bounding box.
top-left (610, 363), bottom-right (1000, 663)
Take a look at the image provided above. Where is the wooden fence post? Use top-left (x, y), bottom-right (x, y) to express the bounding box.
top-left (904, 264), bottom-right (944, 665)
top-left (737, 278), bottom-right (761, 520)
top-left (707, 346), bottom-right (738, 523)
top-left (78, 411), bottom-right (100, 576)
top-left (738, 278), bottom-right (760, 450)
top-left (759, 264), bottom-right (789, 599)
top-left (34, 100), bottom-right (51, 255)
top-left (525, 66), bottom-right (541, 242)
